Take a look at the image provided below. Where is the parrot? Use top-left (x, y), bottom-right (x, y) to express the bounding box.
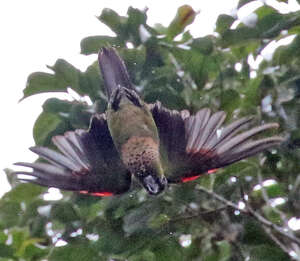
top-left (13, 47), bottom-right (283, 196)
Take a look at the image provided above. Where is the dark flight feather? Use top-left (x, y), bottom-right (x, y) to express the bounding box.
top-left (98, 47), bottom-right (134, 99)
top-left (150, 102), bottom-right (283, 182)
top-left (14, 114), bottom-right (131, 195)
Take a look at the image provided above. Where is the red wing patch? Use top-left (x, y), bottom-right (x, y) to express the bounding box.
top-left (181, 175), bottom-right (201, 183)
top-left (207, 168), bottom-right (218, 174)
top-left (80, 190), bottom-right (114, 197)
top-left (180, 169), bottom-right (218, 183)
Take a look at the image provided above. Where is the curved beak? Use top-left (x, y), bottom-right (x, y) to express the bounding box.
top-left (140, 175), bottom-right (167, 195)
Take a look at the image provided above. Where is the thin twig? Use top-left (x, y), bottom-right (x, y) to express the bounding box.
top-left (257, 172), bottom-right (288, 222)
top-left (262, 225), bottom-right (291, 257)
top-left (197, 186), bottom-right (300, 246)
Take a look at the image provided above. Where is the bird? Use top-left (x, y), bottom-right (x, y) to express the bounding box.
top-left (13, 47), bottom-right (283, 196)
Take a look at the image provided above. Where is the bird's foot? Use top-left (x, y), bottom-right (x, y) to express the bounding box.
top-left (123, 88), bottom-right (142, 107)
top-left (110, 87), bottom-right (123, 110)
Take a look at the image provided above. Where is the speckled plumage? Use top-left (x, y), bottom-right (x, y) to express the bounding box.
top-left (121, 136), bottom-right (159, 174)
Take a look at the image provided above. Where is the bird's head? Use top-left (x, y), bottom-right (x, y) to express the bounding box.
top-left (136, 172), bottom-right (168, 195)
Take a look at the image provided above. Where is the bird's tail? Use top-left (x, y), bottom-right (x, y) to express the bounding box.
top-left (98, 47), bottom-right (134, 99)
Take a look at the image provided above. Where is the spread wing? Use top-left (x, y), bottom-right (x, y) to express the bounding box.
top-left (13, 114), bottom-right (131, 196)
top-left (150, 102), bottom-right (283, 183)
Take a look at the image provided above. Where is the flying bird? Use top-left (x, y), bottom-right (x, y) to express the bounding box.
top-left (14, 48), bottom-right (283, 196)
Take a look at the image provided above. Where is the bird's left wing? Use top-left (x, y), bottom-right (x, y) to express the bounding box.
top-left (13, 114), bottom-right (131, 196)
top-left (150, 102), bottom-right (283, 183)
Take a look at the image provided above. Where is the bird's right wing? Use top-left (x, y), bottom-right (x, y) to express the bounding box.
top-left (14, 114), bottom-right (131, 196)
top-left (150, 102), bottom-right (283, 183)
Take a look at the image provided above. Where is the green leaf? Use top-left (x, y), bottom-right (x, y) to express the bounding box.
top-left (273, 35), bottom-right (300, 65)
top-left (240, 75), bottom-right (263, 113)
top-left (0, 244), bottom-right (14, 258)
top-left (249, 245), bottom-right (289, 261)
top-left (98, 8), bottom-right (127, 38)
top-left (220, 27), bottom-right (259, 48)
top-left (190, 36), bottom-right (214, 55)
top-left (123, 205), bottom-right (155, 235)
top-left (202, 241), bottom-right (231, 261)
top-left (22, 59), bottom-right (83, 100)
top-left (49, 242), bottom-right (98, 261)
top-left (47, 59), bottom-right (81, 94)
top-left (80, 36), bottom-right (123, 55)
top-left (2, 183), bottom-right (44, 204)
top-left (238, 0), bottom-right (255, 8)
top-left (22, 72), bottom-right (65, 100)
top-left (0, 201), bottom-right (21, 228)
top-left (127, 7), bottom-right (148, 46)
top-left (42, 97), bottom-right (73, 114)
top-left (23, 243), bottom-right (49, 260)
top-left (256, 7), bottom-right (300, 38)
top-left (152, 238), bottom-right (184, 261)
top-left (33, 111), bottom-right (69, 146)
top-left (0, 231), bottom-right (8, 244)
top-left (50, 202), bottom-right (79, 223)
top-left (220, 89), bottom-right (241, 118)
top-left (68, 103), bottom-right (91, 129)
top-left (167, 5), bottom-right (197, 39)
top-left (80, 60), bottom-right (104, 102)
top-left (242, 221), bottom-right (273, 245)
top-left (216, 14), bottom-right (235, 35)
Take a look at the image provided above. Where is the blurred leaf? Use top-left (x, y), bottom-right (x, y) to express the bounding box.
top-left (33, 111), bottom-right (69, 146)
top-left (47, 59), bottom-right (81, 94)
top-left (220, 89), bottom-right (241, 118)
top-left (152, 237), bottom-right (184, 261)
top-left (42, 98), bottom-right (73, 114)
top-left (238, 0), bottom-right (255, 8)
top-left (127, 7), bottom-right (148, 46)
top-left (167, 5), bottom-right (197, 39)
top-left (49, 241), bottom-right (98, 261)
top-left (22, 72), bottom-right (66, 100)
top-left (69, 103), bottom-right (91, 129)
top-left (2, 183), bottom-right (43, 204)
top-left (80, 35), bottom-right (123, 55)
top-left (273, 35), bottom-right (300, 65)
top-left (98, 8), bottom-right (127, 38)
top-left (202, 241), bottom-right (231, 261)
top-left (249, 245), bottom-right (289, 261)
top-left (220, 27), bottom-right (259, 48)
top-left (80, 60), bottom-right (104, 102)
top-left (123, 204), bottom-right (156, 234)
top-left (190, 36), bottom-right (214, 55)
top-left (216, 14), bottom-right (235, 35)
top-left (22, 59), bottom-right (87, 100)
top-left (242, 221), bottom-right (273, 245)
top-left (0, 201), bottom-right (22, 228)
top-left (50, 202), bottom-right (79, 223)
top-left (0, 244), bottom-right (14, 258)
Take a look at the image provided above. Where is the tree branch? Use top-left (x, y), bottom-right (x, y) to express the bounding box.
top-left (196, 186), bottom-right (300, 246)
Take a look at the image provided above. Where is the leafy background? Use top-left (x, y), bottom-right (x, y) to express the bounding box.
top-left (2, 1), bottom-right (300, 260)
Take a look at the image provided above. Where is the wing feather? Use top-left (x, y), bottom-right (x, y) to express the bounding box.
top-left (13, 114), bottom-right (131, 195)
top-left (150, 102), bottom-right (283, 183)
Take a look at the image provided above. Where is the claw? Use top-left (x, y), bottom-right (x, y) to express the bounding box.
top-left (124, 88), bottom-right (142, 107)
top-left (110, 87), bottom-right (123, 110)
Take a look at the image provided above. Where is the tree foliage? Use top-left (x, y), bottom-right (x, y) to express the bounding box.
top-left (3, 1), bottom-right (300, 260)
